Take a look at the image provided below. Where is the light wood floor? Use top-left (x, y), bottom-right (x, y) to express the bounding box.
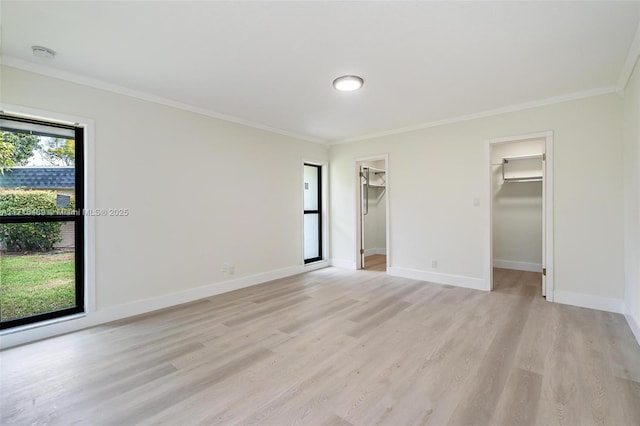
top-left (1, 267), bottom-right (639, 425)
top-left (364, 254), bottom-right (386, 271)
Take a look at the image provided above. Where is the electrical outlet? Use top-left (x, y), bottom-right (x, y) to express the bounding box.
top-left (228, 265), bottom-right (235, 275)
top-left (431, 259), bottom-right (438, 268)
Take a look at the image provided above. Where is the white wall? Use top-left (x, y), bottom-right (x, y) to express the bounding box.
top-left (330, 93), bottom-right (625, 303)
top-left (491, 140), bottom-right (544, 271)
top-left (623, 59), bottom-right (640, 342)
top-left (363, 187), bottom-right (386, 255)
top-left (1, 66), bottom-right (328, 328)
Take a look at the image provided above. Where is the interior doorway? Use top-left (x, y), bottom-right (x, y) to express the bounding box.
top-left (486, 132), bottom-right (554, 300)
top-left (355, 156), bottom-right (388, 271)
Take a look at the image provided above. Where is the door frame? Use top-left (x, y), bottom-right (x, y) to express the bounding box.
top-left (354, 154), bottom-right (389, 270)
top-left (484, 131), bottom-right (554, 300)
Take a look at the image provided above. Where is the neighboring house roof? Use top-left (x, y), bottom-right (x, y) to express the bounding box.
top-left (0, 167), bottom-right (75, 189)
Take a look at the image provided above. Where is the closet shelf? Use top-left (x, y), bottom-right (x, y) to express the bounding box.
top-left (366, 167), bottom-right (385, 174)
top-left (363, 166), bottom-right (386, 187)
top-left (502, 154), bottom-right (543, 182)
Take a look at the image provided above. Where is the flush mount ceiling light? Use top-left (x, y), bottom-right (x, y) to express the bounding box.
top-left (333, 75), bottom-right (364, 92)
top-left (32, 45), bottom-right (56, 59)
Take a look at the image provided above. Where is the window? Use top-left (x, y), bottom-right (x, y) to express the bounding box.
top-left (303, 163), bottom-right (322, 263)
top-left (0, 114), bottom-right (85, 329)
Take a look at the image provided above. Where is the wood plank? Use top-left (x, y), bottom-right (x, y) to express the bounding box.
top-left (1, 267), bottom-right (638, 425)
top-left (363, 254), bottom-right (386, 271)
top-left (492, 368), bottom-right (543, 426)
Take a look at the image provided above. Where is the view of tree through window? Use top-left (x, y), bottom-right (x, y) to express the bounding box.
top-left (0, 132), bottom-right (75, 170)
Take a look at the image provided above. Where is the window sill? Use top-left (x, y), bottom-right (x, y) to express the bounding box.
top-left (304, 259), bottom-right (329, 268)
top-left (1, 312), bottom-right (87, 336)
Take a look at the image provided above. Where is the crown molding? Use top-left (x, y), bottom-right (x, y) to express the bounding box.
top-left (331, 86), bottom-right (617, 145)
top-left (0, 55), bottom-right (328, 146)
top-left (1, 55), bottom-right (624, 148)
top-left (616, 22), bottom-right (640, 95)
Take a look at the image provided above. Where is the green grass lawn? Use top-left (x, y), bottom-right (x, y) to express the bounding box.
top-left (0, 252), bottom-right (75, 321)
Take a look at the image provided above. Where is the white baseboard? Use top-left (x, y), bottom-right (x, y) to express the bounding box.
top-left (553, 290), bottom-right (625, 314)
top-left (0, 262), bottom-right (329, 349)
top-left (624, 304), bottom-right (640, 347)
top-left (330, 259), bottom-right (357, 269)
top-left (493, 259), bottom-right (542, 272)
top-left (364, 248), bottom-right (386, 256)
top-left (387, 267), bottom-right (488, 291)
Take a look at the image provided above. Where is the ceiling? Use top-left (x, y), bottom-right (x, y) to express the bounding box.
top-left (1, 1), bottom-right (639, 143)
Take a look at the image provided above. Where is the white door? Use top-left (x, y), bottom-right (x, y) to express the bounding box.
top-left (541, 152), bottom-right (546, 297)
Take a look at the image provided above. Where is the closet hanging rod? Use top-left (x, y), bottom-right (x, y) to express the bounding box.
top-left (503, 177), bottom-right (543, 183)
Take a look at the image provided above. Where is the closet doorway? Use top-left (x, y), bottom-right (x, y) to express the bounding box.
top-left (355, 155), bottom-right (388, 271)
top-left (486, 132), bottom-right (554, 300)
